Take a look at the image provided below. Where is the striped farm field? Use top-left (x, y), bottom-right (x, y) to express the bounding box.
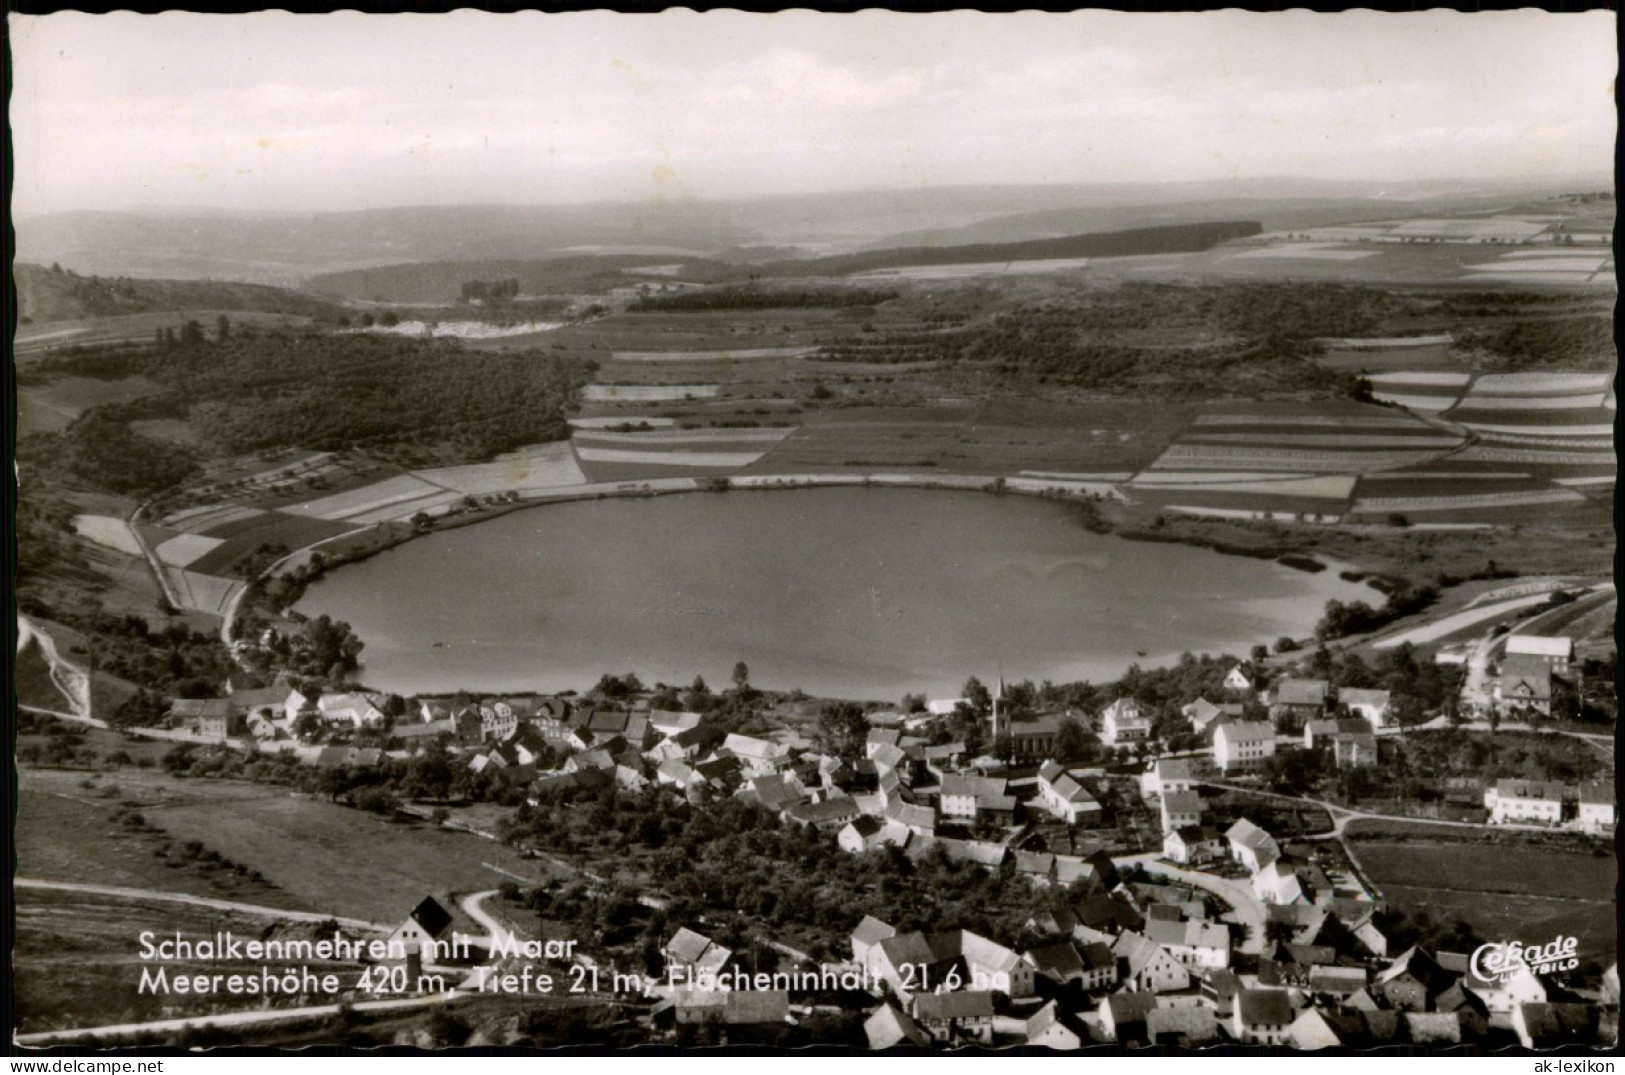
top-left (281, 474), bottom-right (448, 521)
top-left (1348, 487), bottom-right (1586, 514)
top-left (1129, 471), bottom-right (1313, 484)
top-left (1449, 393), bottom-right (1606, 410)
top-left (181, 514), bottom-right (362, 576)
top-left (1353, 475), bottom-right (1556, 501)
top-left (582, 384), bottom-right (721, 402)
top-left (568, 416), bottom-right (678, 430)
top-left (415, 442), bottom-right (588, 496)
top-left (343, 490), bottom-right (465, 525)
top-left (1454, 444), bottom-right (1615, 466)
top-left (611, 346), bottom-right (818, 362)
top-left (155, 532), bottom-right (227, 567)
top-left (572, 428), bottom-right (794, 446)
top-left (1133, 486), bottom-right (1352, 517)
top-left (1469, 371), bottom-right (1613, 395)
top-left (1316, 335), bottom-right (1454, 349)
top-left (1451, 419), bottom-right (1614, 438)
top-left (166, 505), bottom-right (266, 535)
top-left (574, 447), bottom-right (767, 468)
top-left (1317, 345), bottom-right (1458, 372)
top-left (1130, 474), bottom-right (1356, 499)
top-left (1364, 371), bottom-right (1471, 387)
top-left (1190, 413), bottom-right (1428, 429)
top-left (1150, 444), bottom-right (1447, 472)
top-left (1183, 433), bottom-right (1462, 448)
top-left (72, 515), bottom-right (144, 557)
top-left (1019, 470), bottom-right (1138, 482)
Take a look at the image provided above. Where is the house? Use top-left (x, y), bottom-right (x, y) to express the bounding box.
top-left (1024, 1001), bottom-right (1085, 1051)
top-left (649, 709), bottom-right (702, 738)
top-left (318, 692), bottom-right (386, 730)
top-left (863, 1003), bottom-right (929, 1050)
top-left (1495, 654), bottom-right (1554, 716)
top-left (868, 931), bottom-right (940, 997)
top-left (1113, 931), bottom-right (1191, 994)
top-left (1374, 946), bottom-right (1456, 1012)
top-left (1504, 634), bottom-right (1573, 674)
top-left (1225, 819), bottom-right (1281, 873)
top-left (851, 916), bottom-right (898, 966)
top-left (1577, 781), bottom-right (1615, 833)
top-left (1464, 961), bottom-right (1547, 1018)
top-left (1213, 720), bottom-right (1275, 773)
top-left (1303, 716), bottom-right (1374, 750)
top-left (1265, 903), bottom-right (1329, 946)
top-left (1024, 941), bottom-right (1086, 986)
top-left (662, 928), bottom-right (732, 982)
top-left (1512, 1002), bottom-right (1600, 1049)
top-left (1225, 666), bottom-right (1254, 693)
top-left (1274, 682), bottom-right (1326, 724)
top-left (1145, 1005), bottom-right (1218, 1047)
top-left (1484, 778), bottom-right (1570, 825)
top-left (1252, 859), bottom-right (1305, 905)
top-left (389, 896), bottom-right (453, 954)
top-left (785, 798), bottom-right (861, 832)
top-left (909, 991), bottom-right (994, 1045)
top-left (939, 774), bottom-right (1012, 822)
top-left (1144, 917), bottom-right (1230, 970)
top-left (1101, 698), bottom-right (1151, 745)
top-left (1308, 965), bottom-right (1370, 998)
top-left (940, 930), bottom-right (1035, 997)
top-left (883, 798), bottom-right (936, 838)
top-left (1185, 697), bottom-right (1244, 735)
top-left (1337, 688), bottom-right (1391, 728)
top-left (1231, 988), bottom-right (1295, 1045)
top-left (720, 732), bottom-right (791, 776)
top-left (838, 816), bottom-right (911, 854)
top-left (1289, 1007), bottom-right (1355, 1050)
top-left (229, 684), bottom-right (298, 725)
top-left (1100, 993), bottom-right (1161, 1043)
top-left (1159, 790), bottom-right (1205, 833)
top-left (1037, 762), bottom-right (1102, 825)
top-left (1006, 714), bottom-right (1064, 758)
top-left (1333, 733), bottom-right (1379, 770)
top-left (935, 838), bottom-right (1011, 870)
top-left (1162, 825), bottom-right (1223, 866)
top-left (1077, 941), bottom-right (1118, 992)
top-left (1140, 757), bottom-right (1199, 798)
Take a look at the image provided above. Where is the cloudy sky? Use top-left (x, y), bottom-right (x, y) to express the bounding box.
top-left (8, 10), bottom-right (1616, 216)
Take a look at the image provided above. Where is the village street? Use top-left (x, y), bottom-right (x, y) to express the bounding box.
top-left (1114, 853), bottom-right (1269, 956)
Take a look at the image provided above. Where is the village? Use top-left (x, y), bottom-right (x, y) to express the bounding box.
top-left (132, 623), bottom-right (1618, 1050)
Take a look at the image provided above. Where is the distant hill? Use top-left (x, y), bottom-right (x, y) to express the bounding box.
top-left (14, 262), bottom-right (348, 325)
top-left (14, 204), bottom-right (756, 285)
top-left (764, 220), bottom-right (1264, 276)
top-left (859, 192), bottom-right (1559, 250)
top-left (307, 255), bottom-right (739, 304)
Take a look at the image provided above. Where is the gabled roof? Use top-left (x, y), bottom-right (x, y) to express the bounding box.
top-left (1516, 1002), bottom-right (1599, 1047)
top-left (864, 1004), bottom-right (929, 1049)
top-left (877, 931), bottom-right (938, 970)
top-left (1218, 720), bottom-right (1275, 744)
top-left (1161, 790), bottom-right (1204, 815)
top-left (1025, 941), bottom-right (1084, 980)
top-left (852, 915), bottom-right (897, 948)
top-left (912, 991), bottom-right (994, 1022)
top-left (1494, 778), bottom-right (1571, 802)
top-left (1376, 946), bottom-right (1455, 996)
top-left (935, 838), bottom-right (1009, 867)
top-left (1275, 678), bottom-right (1328, 706)
top-left (405, 895), bottom-right (454, 939)
top-left (1112, 930), bottom-right (1172, 976)
top-left (665, 927), bottom-right (715, 964)
top-left (1146, 1006), bottom-right (1217, 1043)
top-left (1226, 818), bottom-right (1280, 856)
top-left (1505, 634), bottom-right (1573, 659)
top-left (1104, 992), bottom-right (1160, 1026)
top-left (1236, 988), bottom-right (1294, 1027)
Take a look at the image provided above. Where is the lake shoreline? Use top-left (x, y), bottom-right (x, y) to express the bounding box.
top-left (282, 478), bottom-right (1379, 700)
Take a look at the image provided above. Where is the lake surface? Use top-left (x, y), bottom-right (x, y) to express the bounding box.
top-left (296, 487), bottom-right (1375, 700)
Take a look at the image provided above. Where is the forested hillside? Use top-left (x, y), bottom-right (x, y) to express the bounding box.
top-left (15, 262), bottom-right (346, 324)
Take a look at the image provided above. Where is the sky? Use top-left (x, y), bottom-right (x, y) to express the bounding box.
top-left (8, 9), bottom-right (1617, 217)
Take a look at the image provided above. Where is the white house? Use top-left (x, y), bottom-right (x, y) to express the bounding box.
top-left (1231, 989), bottom-right (1295, 1046)
top-left (1213, 720), bottom-right (1275, 773)
top-left (1101, 698), bottom-right (1151, 745)
top-left (1226, 818), bottom-right (1281, 873)
top-left (1038, 762), bottom-right (1102, 825)
top-left (1224, 667), bottom-right (1254, 693)
top-left (1504, 634), bottom-right (1573, 674)
top-left (1484, 779), bottom-right (1569, 825)
top-left (1577, 781), bottom-right (1615, 833)
top-left (1113, 931), bottom-right (1191, 994)
top-left (1145, 917), bottom-right (1230, 970)
top-left (1159, 790), bottom-right (1205, 833)
top-left (1140, 757), bottom-right (1198, 798)
top-left (1252, 859), bottom-right (1305, 905)
top-left (318, 691), bottom-right (386, 729)
top-left (1164, 825), bottom-right (1223, 866)
top-left (1337, 688), bottom-right (1391, 728)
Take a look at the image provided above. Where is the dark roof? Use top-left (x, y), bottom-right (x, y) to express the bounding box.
top-left (1237, 989), bottom-right (1294, 1027)
top-left (407, 896), bottom-right (454, 939)
top-left (1518, 1003), bottom-right (1600, 1047)
top-left (912, 991), bottom-right (994, 1022)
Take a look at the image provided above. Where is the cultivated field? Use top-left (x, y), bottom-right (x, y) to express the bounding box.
top-left (1353, 839), bottom-right (1616, 957)
top-left (17, 376), bottom-right (164, 436)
